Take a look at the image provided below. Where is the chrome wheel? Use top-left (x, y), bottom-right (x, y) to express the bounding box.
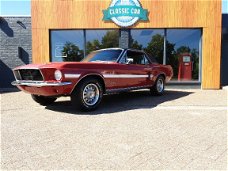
top-left (82, 83), bottom-right (100, 106)
top-left (156, 78), bottom-right (164, 93)
top-left (71, 78), bottom-right (103, 111)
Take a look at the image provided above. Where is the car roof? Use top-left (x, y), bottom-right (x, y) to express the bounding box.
top-left (125, 48), bottom-right (145, 53)
top-left (95, 48), bottom-right (124, 52)
top-left (95, 48), bottom-right (145, 53)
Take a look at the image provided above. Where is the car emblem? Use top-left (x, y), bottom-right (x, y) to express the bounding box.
top-left (103, 0), bottom-right (149, 27)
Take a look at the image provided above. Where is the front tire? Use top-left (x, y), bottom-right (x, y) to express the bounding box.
top-left (150, 76), bottom-right (165, 96)
top-left (71, 78), bottom-right (103, 111)
top-left (31, 95), bottom-right (57, 106)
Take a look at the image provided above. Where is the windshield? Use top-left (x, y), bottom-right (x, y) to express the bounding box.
top-left (82, 49), bottom-right (122, 62)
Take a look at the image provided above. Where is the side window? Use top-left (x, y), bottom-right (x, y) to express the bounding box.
top-left (120, 51), bottom-right (151, 65)
top-left (128, 51), bottom-right (149, 65)
top-left (139, 54), bottom-right (145, 65)
top-left (133, 54), bottom-right (144, 65)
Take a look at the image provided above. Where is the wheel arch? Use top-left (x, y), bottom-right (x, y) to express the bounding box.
top-left (70, 74), bottom-right (106, 94)
top-left (156, 73), bottom-right (166, 82)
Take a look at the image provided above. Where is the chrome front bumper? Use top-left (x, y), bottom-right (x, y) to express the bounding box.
top-left (12, 80), bottom-right (72, 87)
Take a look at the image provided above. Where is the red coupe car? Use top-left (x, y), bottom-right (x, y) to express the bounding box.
top-left (12, 48), bottom-right (173, 111)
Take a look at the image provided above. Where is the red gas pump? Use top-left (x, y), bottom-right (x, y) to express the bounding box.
top-left (178, 53), bottom-right (192, 81)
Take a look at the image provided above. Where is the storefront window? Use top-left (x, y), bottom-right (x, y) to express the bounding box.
top-left (130, 29), bottom-right (164, 64)
top-left (50, 29), bottom-right (201, 83)
top-left (50, 30), bottom-right (119, 61)
top-left (166, 29), bottom-right (201, 81)
top-left (51, 30), bottom-right (84, 62)
top-left (86, 30), bottom-right (119, 55)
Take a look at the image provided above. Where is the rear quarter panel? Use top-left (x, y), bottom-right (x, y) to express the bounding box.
top-left (152, 64), bottom-right (173, 82)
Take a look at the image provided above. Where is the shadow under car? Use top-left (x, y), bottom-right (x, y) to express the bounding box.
top-left (45, 89), bottom-right (192, 115)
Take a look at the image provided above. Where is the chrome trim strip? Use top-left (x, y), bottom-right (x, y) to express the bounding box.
top-left (11, 81), bottom-right (72, 87)
top-left (103, 74), bottom-right (148, 78)
top-left (39, 69), bottom-right (45, 81)
top-left (13, 67), bottom-right (40, 70)
top-left (64, 74), bottom-right (81, 78)
top-left (117, 49), bottom-right (127, 63)
top-left (13, 70), bottom-right (21, 80)
top-left (17, 70), bottom-right (22, 80)
top-left (106, 85), bottom-right (151, 94)
top-left (116, 49), bottom-right (125, 62)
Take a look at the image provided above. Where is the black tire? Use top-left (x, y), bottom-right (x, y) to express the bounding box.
top-left (31, 94), bottom-right (57, 106)
top-left (71, 78), bottom-right (103, 111)
top-left (150, 75), bottom-right (165, 96)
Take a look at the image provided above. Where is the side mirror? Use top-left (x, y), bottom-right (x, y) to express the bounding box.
top-left (126, 58), bottom-right (133, 64)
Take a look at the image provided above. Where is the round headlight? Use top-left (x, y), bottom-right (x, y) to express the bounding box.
top-left (54, 70), bottom-right (62, 81)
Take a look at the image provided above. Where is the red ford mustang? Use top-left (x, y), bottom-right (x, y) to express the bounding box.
top-left (12, 48), bottom-right (173, 111)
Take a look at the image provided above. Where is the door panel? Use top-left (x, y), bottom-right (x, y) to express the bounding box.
top-left (115, 64), bottom-right (152, 88)
top-left (114, 50), bottom-right (154, 89)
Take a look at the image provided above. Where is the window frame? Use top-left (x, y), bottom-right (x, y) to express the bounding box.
top-left (165, 28), bottom-right (202, 83)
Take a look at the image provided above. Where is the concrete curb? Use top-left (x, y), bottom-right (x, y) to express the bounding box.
top-left (0, 88), bottom-right (20, 93)
top-left (222, 86), bottom-right (228, 90)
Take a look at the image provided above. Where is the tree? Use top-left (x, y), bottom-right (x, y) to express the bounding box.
top-left (145, 34), bottom-right (164, 64)
top-left (191, 48), bottom-right (199, 80)
top-left (86, 39), bottom-right (102, 55)
top-left (145, 34), bottom-right (175, 64)
top-left (130, 39), bottom-right (143, 50)
top-left (129, 34), bottom-right (143, 50)
top-left (101, 30), bottom-right (119, 48)
top-left (62, 42), bottom-right (83, 62)
top-left (86, 30), bottom-right (119, 55)
top-left (176, 46), bottom-right (191, 54)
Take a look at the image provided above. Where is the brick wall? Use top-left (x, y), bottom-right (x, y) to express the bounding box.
top-left (0, 17), bottom-right (32, 88)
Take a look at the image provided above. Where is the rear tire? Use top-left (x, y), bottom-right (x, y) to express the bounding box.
top-left (71, 78), bottom-right (103, 111)
top-left (150, 75), bottom-right (165, 96)
top-left (31, 95), bottom-right (57, 106)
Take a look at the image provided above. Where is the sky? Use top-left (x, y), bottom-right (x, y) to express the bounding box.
top-left (0, 0), bottom-right (228, 16)
top-left (0, 0), bottom-right (30, 16)
top-left (223, 0), bottom-right (228, 13)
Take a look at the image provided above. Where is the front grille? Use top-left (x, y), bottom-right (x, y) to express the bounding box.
top-left (14, 69), bottom-right (43, 81)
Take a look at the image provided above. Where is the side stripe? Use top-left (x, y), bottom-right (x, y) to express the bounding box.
top-left (103, 74), bottom-right (149, 78)
top-left (64, 73), bottom-right (152, 79)
top-left (64, 74), bottom-right (81, 78)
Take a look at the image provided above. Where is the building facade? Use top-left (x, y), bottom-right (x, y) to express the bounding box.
top-left (31, 0), bottom-right (222, 89)
top-left (0, 0), bottom-right (226, 89)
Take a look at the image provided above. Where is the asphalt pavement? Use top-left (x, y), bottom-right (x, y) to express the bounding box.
top-left (1, 88), bottom-right (227, 169)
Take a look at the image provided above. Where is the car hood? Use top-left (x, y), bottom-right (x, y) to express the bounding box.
top-left (14, 62), bottom-right (117, 70)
